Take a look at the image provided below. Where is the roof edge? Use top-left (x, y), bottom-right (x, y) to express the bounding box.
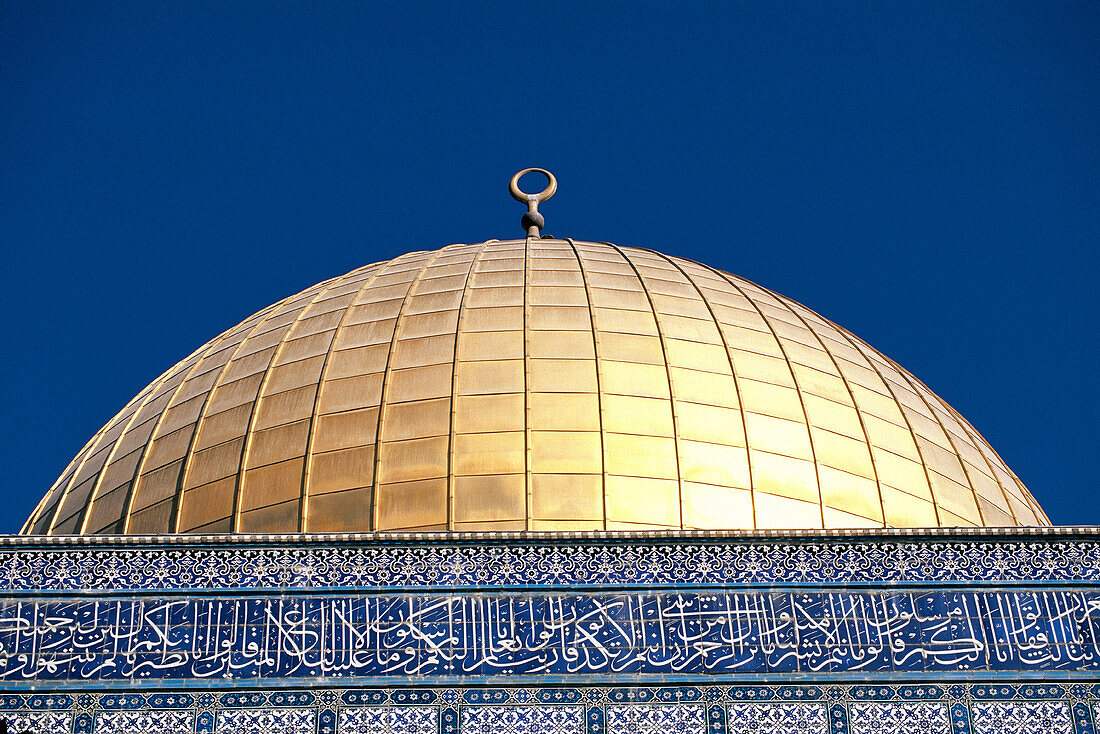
top-left (3, 525), bottom-right (1092, 548)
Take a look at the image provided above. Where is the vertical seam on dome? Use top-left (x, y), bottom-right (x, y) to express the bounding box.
top-left (929, 389), bottom-right (1023, 524)
top-left (815, 321), bottom-right (944, 528)
top-left (606, 243), bottom-right (685, 530)
top-left (827, 327), bottom-right (985, 528)
top-left (703, 267), bottom-right (828, 528)
top-left (917, 365), bottom-right (1044, 523)
top-left (870, 345), bottom-right (989, 526)
top-left (1023, 475), bottom-right (1050, 524)
top-left (898, 363), bottom-right (1021, 526)
top-left (23, 430), bottom-right (100, 532)
top-left (445, 245), bottom-right (486, 532)
top-left (157, 330), bottom-right (261, 535)
top-left (30, 429), bottom-right (107, 534)
top-left (654, 252), bottom-right (757, 528)
top-left (21, 485), bottom-right (53, 533)
top-left (970, 420), bottom-right (1044, 522)
top-left (110, 333), bottom-right (232, 535)
top-left (565, 238), bottom-right (608, 530)
top-left (1006, 457), bottom-right (1047, 523)
top-left (298, 263), bottom-right (393, 533)
top-left (20, 492), bottom-right (48, 533)
top-left (523, 236), bottom-right (533, 532)
top-left (172, 292), bottom-right (303, 532)
top-left (370, 248), bottom-right (449, 530)
top-left (232, 276), bottom-right (349, 532)
top-left (754, 285), bottom-right (889, 528)
top-left (45, 383), bottom-right (158, 534)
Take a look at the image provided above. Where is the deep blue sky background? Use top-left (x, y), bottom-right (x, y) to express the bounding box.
top-left (1, 2), bottom-right (1096, 530)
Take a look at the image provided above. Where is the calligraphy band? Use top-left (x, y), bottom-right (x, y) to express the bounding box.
top-left (1, 589), bottom-right (1097, 685)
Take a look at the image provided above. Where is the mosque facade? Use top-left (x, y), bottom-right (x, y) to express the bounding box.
top-left (3, 172), bottom-right (1096, 733)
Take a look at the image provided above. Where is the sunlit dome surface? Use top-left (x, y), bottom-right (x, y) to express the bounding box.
top-left (23, 238), bottom-right (1048, 535)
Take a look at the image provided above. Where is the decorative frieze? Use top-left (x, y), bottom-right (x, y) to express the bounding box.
top-left (0, 684), bottom-right (1092, 734)
top-left (1, 530), bottom-right (1098, 592)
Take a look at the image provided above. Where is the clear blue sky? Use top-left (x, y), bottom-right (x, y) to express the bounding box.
top-left (1, 2), bottom-right (1096, 529)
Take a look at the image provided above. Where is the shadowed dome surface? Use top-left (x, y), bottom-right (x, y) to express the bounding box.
top-left (23, 239), bottom-right (1048, 535)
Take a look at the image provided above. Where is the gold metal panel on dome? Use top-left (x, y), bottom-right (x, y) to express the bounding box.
top-left (21, 172), bottom-right (1050, 534)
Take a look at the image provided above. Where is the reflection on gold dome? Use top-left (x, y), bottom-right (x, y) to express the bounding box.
top-left (23, 239), bottom-right (1048, 535)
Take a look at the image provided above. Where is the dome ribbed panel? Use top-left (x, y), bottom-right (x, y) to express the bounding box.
top-left (22, 240), bottom-right (1049, 534)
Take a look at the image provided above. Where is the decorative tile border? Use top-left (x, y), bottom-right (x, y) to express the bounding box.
top-left (2, 530), bottom-right (1100, 592)
top-left (0, 684), bottom-right (1093, 734)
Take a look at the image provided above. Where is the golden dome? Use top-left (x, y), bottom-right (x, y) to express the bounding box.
top-left (23, 238), bottom-right (1048, 534)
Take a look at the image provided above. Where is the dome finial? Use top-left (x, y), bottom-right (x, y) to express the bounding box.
top-left (509, 168), bottom-right (557, 238)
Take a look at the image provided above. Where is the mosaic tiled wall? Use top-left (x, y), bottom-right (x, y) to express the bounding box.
top-left (2, 530), bottom-right (1098, 732)
top-left (1, 684), bottom-right (1096, 734)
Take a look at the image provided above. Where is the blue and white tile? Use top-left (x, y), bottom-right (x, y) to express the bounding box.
top-left (849, 702), bottom-right (949, 734)
top-left (970, 701), bottom-right (1072, 734)
top-left (339, 706), bottom-right (437, 734)
top-left (93, 710), bottom-right (194, 734)
top-left (1, 712), bottom-right (73, 734)
top-left (5, 535), bottom-right (1097, 593)
top-left (216, 708), bottom-right (314, 733)
top-left (461, 705), bottom-right (585, 734)
top-left (726, 703), bottom-right (828, 734)
top-left (606, 704), bottom-right (706, 734)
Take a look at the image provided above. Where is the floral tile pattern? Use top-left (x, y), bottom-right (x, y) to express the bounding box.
top-left (1, 532), bottom-right (1097, 593)
top-left (0, 684), bottom-right (1087, 734)
top-left (337, 706), bottom-right (437, 734)
top-left (460, 705), bottom-right (585, 734)
top-left (0, 712), bottom-right (72, 734)
top-left (848, 702), bottom-right (950, 734)
top-left (216, 708), bottom-right (314, 733)
top-left (726, 702), bottom-right (829, 733)
top-left (606, 703), bottom-right (706, 734)
top-left (970, 700), bottom-right (1073, 734)
top-left (92, 710), bottom-right (193, 734)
